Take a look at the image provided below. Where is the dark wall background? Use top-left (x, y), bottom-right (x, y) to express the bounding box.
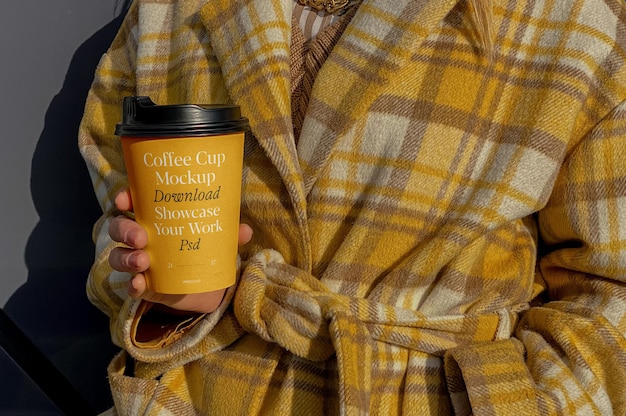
top-left (1, 1), bottom-right (131, 414)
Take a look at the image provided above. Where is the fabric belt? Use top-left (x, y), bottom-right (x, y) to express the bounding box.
top-left (233, 249), bottom-right (518, 414)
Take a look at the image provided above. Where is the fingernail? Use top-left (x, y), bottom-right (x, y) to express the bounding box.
top-left (128, 253), bottom-right (139, 269)
top-left (126, 228), bottom-right (138, 246)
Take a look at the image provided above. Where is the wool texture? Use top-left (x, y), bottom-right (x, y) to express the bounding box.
top-left (79, 0), bottom-right (626, 414)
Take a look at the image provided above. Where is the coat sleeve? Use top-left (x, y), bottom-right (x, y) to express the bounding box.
top-left (518, 99), bottom-right (626, 413)
top-left (445, 101), bottom-right (626, 416)
top-left (79, 1), bottom-right (242, 362)
top-left (78, 2), bottom-right (138, 348)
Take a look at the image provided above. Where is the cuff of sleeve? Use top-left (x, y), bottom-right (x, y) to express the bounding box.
top-left (117, 272), bottom-right (241, 364)
top-left (129, 301), bottom-right (206, 349)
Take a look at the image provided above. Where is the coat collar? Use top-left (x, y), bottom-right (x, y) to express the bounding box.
top-left (200, 0), bottom-right (459, 267)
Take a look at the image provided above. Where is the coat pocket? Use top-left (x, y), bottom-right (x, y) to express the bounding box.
top-left (107, 335), bottom-right (283, 415)
top-left (107, 351), bottom-right (161, 416)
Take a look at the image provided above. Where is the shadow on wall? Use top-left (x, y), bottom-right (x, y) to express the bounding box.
top-left (2, 3), bottom-right (131, 414)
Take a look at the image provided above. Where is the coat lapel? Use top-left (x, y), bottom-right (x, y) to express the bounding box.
top-left (200, 0), bottom-right (313, 269)
top-left (199, 0), bottom-right (298, 181)
top-left (298, 0), bottom-right (460, 195)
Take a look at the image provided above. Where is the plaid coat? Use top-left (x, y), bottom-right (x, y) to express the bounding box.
top-left (79, 0), bottom-right (626, 414)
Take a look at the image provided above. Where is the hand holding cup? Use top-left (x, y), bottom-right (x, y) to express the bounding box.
top-left (108, 189), bottom-right (253, 313)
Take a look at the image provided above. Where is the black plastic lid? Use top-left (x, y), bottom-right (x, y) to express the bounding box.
top-left (115, 96), bottom-right (249, 137)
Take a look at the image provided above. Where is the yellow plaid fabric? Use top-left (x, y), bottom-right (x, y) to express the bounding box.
top-left (79, 0), bottom-right (626, 414)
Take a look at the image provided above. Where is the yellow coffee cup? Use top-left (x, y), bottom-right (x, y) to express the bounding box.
top-left (116, 96), bottom-right (249, 294)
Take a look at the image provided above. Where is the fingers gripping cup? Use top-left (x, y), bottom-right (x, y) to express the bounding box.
top-left (116, 96), bottom-right (249, 294)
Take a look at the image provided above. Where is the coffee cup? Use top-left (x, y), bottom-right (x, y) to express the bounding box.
top-left (116, 96), bottom-right (249, 294)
